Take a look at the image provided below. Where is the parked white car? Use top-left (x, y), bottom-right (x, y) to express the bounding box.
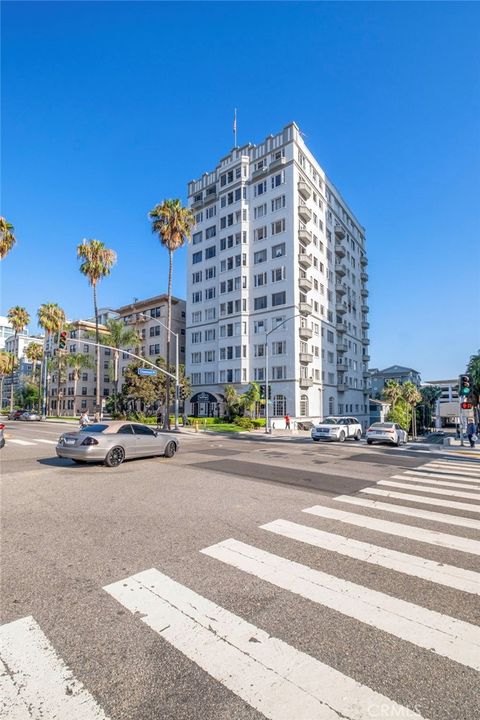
top-left (366, 422), bottom-right (407, 446)
top-left (311, 416), bottom-right (362, 443)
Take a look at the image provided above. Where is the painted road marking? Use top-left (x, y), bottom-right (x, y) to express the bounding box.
top-left (334, 496), bottom-right (480, 530)
top-left (0, 616), bottom-right (108, 719)
top-left (424, 462), bottom-right (480, 474)
top-left (359, 487), bottom-right (480, 514)
top-left (303, 505), bottom-right (480, 555)
top-left (104, 568), bottom-right (426, 720)
top-left (261, 518), bottom-right (480, 595)
top-left (380, 479), bottom-right (480, 500)
top-left (7, 439), bottom-right (36, 446)
top-left (391, 474), bottom-right (480, 491)
top-left (405, 470), bottom-right (480, 485)
top-left (32, 438), bottom-right (57, 445)
top-left (201, 539), bottom-right (480, 672)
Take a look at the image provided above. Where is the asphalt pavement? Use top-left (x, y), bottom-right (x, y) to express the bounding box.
top-left (1, 419), bottom-right (479, 720)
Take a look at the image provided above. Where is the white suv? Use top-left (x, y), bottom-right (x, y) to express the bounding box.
top-left (311, 416), bottom-right (363, 443)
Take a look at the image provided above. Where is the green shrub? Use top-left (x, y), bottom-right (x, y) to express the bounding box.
top-left (251, 419), bottom-right (266, 428)
top-left (233, 416), bottom-right (254, 430)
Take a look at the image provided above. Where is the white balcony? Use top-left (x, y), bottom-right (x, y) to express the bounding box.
top-left (299, 352), bottom-right (314, 364)
top-left (298, 204), bottom-right (312, 223)
top-left (299, 301), bottom-right (313, 315)
top-left (361, 304), bottom-right (369, 313)
top-left (362, 320), bottom-right (370, 330)
top-left (335, 243), bottom-right (346, 258)
top-left (361, 287), bottom-right (369, 297)
top-left (336, 283), bottom-right (347, 296)
top-left (334, 224), bottom-right (346, 239)
top-left (298, 276), bottom-right (312, 292)
top-left (362, 353), bottom-right (370, 362)
top-left (336, 302), bottom-right (347, 315)
top-left (299, 377), bottom-right (313, 389)
top-left (361, 271), bottom-right (369, 282)
top-left (335, 262), bottom-right (346, 277)
top-left (336, 321), bottom-right (347, 333)
top-left (337, 382), bottom-right (346, 392)
top-left (298, 228), bottom-right (313, 245)
top-left (360, 255), bottom-right (368, 267)
top-left (336, 342), bottom-right (348, 353)
top-left (362, 337), bottom-right (370, 345)
top-left (299, 326), bottom-right (313, 339)
top-left (298, 180), bottom-right (311, 200)
top-left (298, 252), bottom-right (312, 268)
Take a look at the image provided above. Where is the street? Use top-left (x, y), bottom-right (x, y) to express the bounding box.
top-left (1, 421), bottom-right (479, 720)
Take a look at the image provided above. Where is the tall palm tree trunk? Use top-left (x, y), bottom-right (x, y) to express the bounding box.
top-left (93, 283), bottom-right (100, 418)
top-left (165, 248), bottom-right (173, 430)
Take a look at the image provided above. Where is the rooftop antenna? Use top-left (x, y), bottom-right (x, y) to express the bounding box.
top-left (233, 108), bottom-right (237, 148)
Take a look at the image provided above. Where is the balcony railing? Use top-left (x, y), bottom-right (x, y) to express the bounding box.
top-left (298, 252), bottom-right (313, 268)
top-left (335, 262), bottom-right (346, 277)
top-left (298, 204), bottom-right (312, 223)
top-left (298, 180), bottom-right (311, 200)
top-left (336, 342), bottom-right (348, 353)
top-left (361, 271), bottom-right (369, 282)
top-left (299, 326), bottom-right (313, 339)
top-left (336, 282), bottom-right (347, 296)
top-left (298, 276), bottom-right (312, 292)
top-left (299, 352), bottom-right (314, 364)
top-left (298, 228), bottom-right (313, 245)
top-left (299, 377), bottom-right (313, 389)
top-left (334, 224), bottom-right (346, 239)
top-left (299, 301), bottom-right (313, 315)
top-left (334, 243), bottom-right (346, 258)
top-left (336, 302), bottom-right (347, 315)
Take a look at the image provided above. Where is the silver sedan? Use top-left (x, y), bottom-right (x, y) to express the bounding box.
top-left (56, 421), bottom-right (179, 467)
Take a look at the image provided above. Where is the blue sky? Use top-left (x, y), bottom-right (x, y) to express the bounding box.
top-left (2, 1), bottom-right (479, 379)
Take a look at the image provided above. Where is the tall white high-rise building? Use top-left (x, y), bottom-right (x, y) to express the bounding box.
top-left (185, 122), bottom-right (370, 426)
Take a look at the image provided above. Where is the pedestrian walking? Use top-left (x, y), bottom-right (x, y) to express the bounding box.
top-left (467, 420), bottom-right (477, 448)
top-left (79, 410), bottom-right (90, 429)
top-left (284, 414), bottom-right (291, 430)
top-left (157, 410), bottom-right (163, 428)
top-left (182, 413), bottom-right (188, 427)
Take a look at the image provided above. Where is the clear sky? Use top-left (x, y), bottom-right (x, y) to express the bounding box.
top-left (2, 1), bottom-right (479, 379)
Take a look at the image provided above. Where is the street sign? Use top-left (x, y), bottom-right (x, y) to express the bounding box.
top-left (137, 367), bottom-right (157, 377)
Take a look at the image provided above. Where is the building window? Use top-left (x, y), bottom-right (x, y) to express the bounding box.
top-left (254, 296), bottom-right (267, 311)
top-left (271, 219), bottom-right (285, 235)
top-left (271, 291), bottom-right (286, 307)
top-left (271, 267), bottom-right (285, 282)
top-left (205, 226), bottom-right (216, 239)
top-left (300, 395), bottom-right (309, 417)
top-left (149, 325), bottom-right (161, 337)
top-left (271, 195), bottom-right (286, 212)
top-left (271, 243), bottom-right (285, 259)
top-left (328, 396), bottom-right (335, 415)
top-left (254, 249), bottom-right (267, 264)
top-left (273, 394), bottom-right (286, 416)
top-left (254, 226), bottom-right (267, 241)
top-left (205, 267), bottom-right (216, 279)
top-left (254, 272), bottom-right (267, 287)
top-left (191, 352), bottom-right (201, 364)
top-left (205, 245), bottom-right (216, 259)
top-left (192, 251), bottom-right (202, 264)
top-left (192, 231), bottom-right (202, 245)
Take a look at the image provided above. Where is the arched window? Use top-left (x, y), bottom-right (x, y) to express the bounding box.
top-left (300, 394), bottom-right (309, 416)
top-left (328, 396), bottom-right (335, 415)
top-left (273, 394), bottom-right (286, 416)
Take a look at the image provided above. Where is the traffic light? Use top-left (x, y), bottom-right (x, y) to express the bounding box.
top-left (260, 385), bottom-right (266, 400)
top-left (267, 384), bottom-right (271, 400)
top-left (461, 402), bottom-right (473, 410)
top-left (59, 331), bottom-right (67, 351)
top-left (459, 374), bottom-right (471, 397)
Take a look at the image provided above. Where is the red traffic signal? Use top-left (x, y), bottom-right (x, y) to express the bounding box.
top-left (461, 402), bottom-right (472, 410)
top-left (59, 331), bottom-right (67, 350)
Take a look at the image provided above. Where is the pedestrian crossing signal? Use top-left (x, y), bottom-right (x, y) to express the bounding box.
top-left (59, 331), bottom-right (67, 350)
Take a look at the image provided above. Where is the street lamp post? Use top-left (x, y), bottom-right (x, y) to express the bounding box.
top-left (264, 312), bottom-right (301, 434)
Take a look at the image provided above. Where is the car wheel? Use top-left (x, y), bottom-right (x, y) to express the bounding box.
top-left (367, 439), bottom-right (373, 445)
top-left (338, 432), bottom-right (346, 442)
top-left (354, 430), bottom-right (362, 441)
top-left (105, 446), bottom-right (125, 467)
top-left (164, 441), bottom-right (177, 459)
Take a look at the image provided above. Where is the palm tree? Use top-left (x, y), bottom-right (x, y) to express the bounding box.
top-left (0, 217), bottom-right (16, 260)
top-left (24, 342), bottom-right (44, 413)
top-left (66, 353), bottom-right (94, 416)
top-left (7, 306), bottom-right (30, 410)
top-left (77, 239), bottom-right (117, 416)
top-left (149, 199), bottom-right (194, 428)
top-left (102, 318), bottom-right (140, 416)
top-left (241, 382), bottom-right (261, 418)
top-left (382, 379), bottom-right (402, 410)
top-left (402, 381), bottom-right (422, 438)
top-left (224, 385), bottom-right (240, 421)
top-left (0, 352), bottom-right (17, 411)
top-left (37, 303), bottom-right (66, 415)
top-left (467, 350), bottom-right (480, 426)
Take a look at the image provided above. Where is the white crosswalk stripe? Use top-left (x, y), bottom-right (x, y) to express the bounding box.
top-left (335, 495), bottom-right (480, 529)
top-left (261, 518), bottom-right (480, 595)
top-left (201, 539), bottom-right (480, 671)
top-left (7, 438), bottom-right (36, 446)
top-left (424, 462), bottom-right (480, 475)
top-left (303, 504), bottom-right (480, 554)
top-left (359, 486), bottom-right (480, 513)
top-left (378, 479), bottom-right (480, 500)
top-left (0, 616), bottom-right (108, 719)
top-left (404, 470), bottom-right (480, 485)
top-left (32, 438), bottom-right (57, 445)
top-left (391, 473), bottom-right (480, 491)
top-left (104, 568), bottom-right (427, 720)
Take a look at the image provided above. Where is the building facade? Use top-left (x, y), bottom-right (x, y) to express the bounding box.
top-left (423, 379), bottom-right (459, 427)
top-left (1, 331), bottom-right (44, 409)
top-left (369, 365), bottom-right (421, 398)
top-left (0, 316), bottom-right (13, 351)
top-left (185, 122), bottom-right (370, 425)
top-left (44, 295), bottom-right (186, 416)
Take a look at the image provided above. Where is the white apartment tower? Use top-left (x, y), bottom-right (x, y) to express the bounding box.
top-left (186, 123), bottom-right (370, 425)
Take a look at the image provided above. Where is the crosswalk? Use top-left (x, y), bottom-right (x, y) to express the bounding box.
top-left (2, 456), bottom-right (479, 719)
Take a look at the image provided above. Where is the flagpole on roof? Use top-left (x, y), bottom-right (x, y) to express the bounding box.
top-left (233, 108), bottom-right (237, 148)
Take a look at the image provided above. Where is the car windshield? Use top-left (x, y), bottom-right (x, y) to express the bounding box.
top-left (79, 424), bottom-right (108, 433)
top-left (322, 418), bottom-right (339, 424)
top-left (371, 423), bottom-right (393, 429)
